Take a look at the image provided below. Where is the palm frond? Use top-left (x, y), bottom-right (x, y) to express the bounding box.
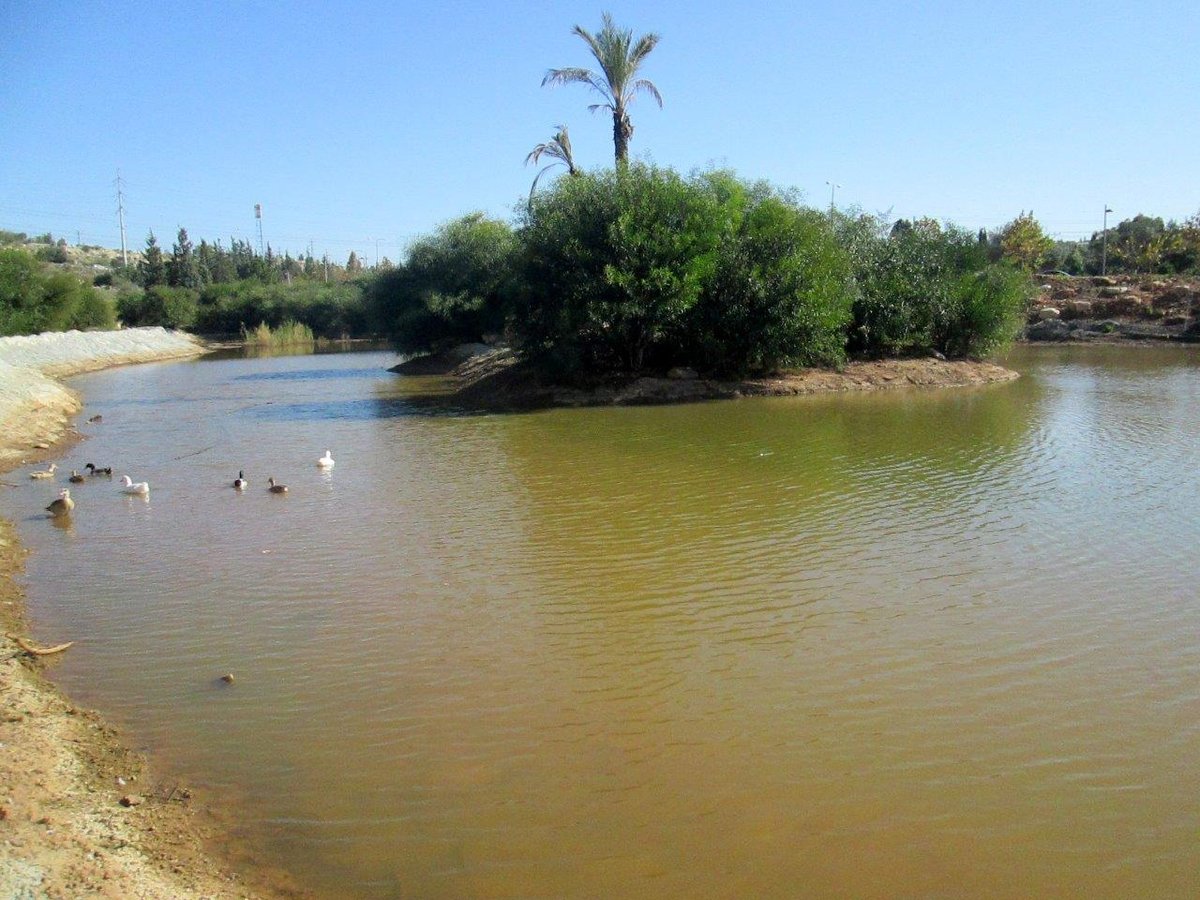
top-left (632, 79), bottom-right (663, 108)
top-left (630, 33), bottom-right (661, 65)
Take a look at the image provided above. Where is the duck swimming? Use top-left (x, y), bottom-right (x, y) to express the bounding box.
top-left (46, 489), bottom-right (74, 517)
top-left (29, 463), bottom-right (57, 480)
top-left (119, 475), bottom-right (150, 495)
top-left (233, 470), bottom-right (248, 490)
top-left (317, 450), bottom-right (335, 469)
top-left (267, 477), bottom-right (288, 494)
top-left (68, 470), bottom-right (85, 484)
top-left (85, 463), bottom-right (113, 476)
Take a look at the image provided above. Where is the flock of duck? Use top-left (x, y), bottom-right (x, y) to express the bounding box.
top-left (32, 450), bottom-right (336, 518)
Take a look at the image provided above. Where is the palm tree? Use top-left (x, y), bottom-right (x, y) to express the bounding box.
top-left (542, 12), bottom-right (662, 166)
top-left (525, 125), bottom-right (579, 206)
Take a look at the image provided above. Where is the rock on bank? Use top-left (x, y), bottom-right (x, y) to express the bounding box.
top-left (0, 327), bottom-right (205, 468)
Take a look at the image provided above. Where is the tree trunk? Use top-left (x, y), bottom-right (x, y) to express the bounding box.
top-left (613, 107), bottom-right (635, 166)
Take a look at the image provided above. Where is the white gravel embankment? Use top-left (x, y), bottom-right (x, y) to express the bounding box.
top-left (0, 327), bottom-right (206, 468)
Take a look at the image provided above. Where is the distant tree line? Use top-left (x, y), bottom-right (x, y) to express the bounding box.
top-left (112, 229), bottom-right (374, 337)
top-left (976, 210), bottom-right (1200, 276)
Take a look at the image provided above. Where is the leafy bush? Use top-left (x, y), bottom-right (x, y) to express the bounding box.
top-left (36, 243), bottom-right (70, 264)
top-left (117, 285), bottom-right (198, 329)
top-left (513, 164), bottom-right (726, 376)
top-left (365, 213), bottom-right (516, 354)
top-left (849, 221), bottom-right (1029, 358)
top-left (0, 248), bottom-right (115, 334)
top-left (194, 280), bottom-right (367, 337)
top-left (683, 178), bottom-right (854, 375)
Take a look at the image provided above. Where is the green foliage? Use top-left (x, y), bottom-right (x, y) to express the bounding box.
top-left (514, 164), bottom-right (726, 374)
top-left (367, 213), bottom-right (517, 355)
top-left (139, 232), bottom-right (167, 287)
top-left (683, 181), bottom-right (854, 375)
top-left (194, 280), bottom-right (368, 337)
top-left (850, 220), bottom-right (1028, 358)
top-left (117, 285), bottom-right (198, 329)
top-left (999, 211), bottom-right (1053, 270)
top-left (0, 230), bottom-right (28, 245)
top-left (0, 248), bottom-right (115, 335)
top-left (36, 243), bottom-right (70, 264)
top-left (240, 320), bottom-right (315, 347)
top-left (168, 227), bottom-right (205, 289)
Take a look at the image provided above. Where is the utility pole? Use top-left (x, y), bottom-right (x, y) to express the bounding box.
top-left (825, 181), bottom-right (840, 221)
top-left (254, 204), bottom-right (265, 257)
top-left (115, 172), bottom-right (128, 267)
top-left (1101, 205), bottom-right (1113, 276)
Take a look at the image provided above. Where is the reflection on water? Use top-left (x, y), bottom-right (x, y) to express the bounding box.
top-left (4, 346), bottom-right (1200, 898)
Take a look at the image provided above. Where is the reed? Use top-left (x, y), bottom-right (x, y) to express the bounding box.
top-left (240, 320), bottom-right (315, 347)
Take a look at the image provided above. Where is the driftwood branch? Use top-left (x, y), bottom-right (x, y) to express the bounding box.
top-left (9, 635), bottom-right (75, 656)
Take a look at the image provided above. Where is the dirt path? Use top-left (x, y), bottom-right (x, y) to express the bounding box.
top-left (0, 329), bottom-right (306, 899)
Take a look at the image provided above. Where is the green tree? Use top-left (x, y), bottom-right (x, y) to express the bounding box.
top-left (542, 12), bottom-right (662, 166)
top-left (346, 251), bottom-right (362, 274)
top-left (367, 213), bottom-right (516, 354)
top-left (684, 180), bottom-right (854, 375)
top-left (514, 164), bottom-right (725, 374)
top-left (999, 211), bottom-right (1053, 270)
top-left (139, 232), bottom-right (167, 287)
top-left (168, 227), bottom-right (204, 288)
top-left (525, 124), bottom-right (580, 206)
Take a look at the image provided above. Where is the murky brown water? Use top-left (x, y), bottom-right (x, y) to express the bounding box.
top-left (6, 345), bottom-right (1200, 898)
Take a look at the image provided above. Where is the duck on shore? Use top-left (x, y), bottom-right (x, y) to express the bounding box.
top-left (267, 477), bottom-right (288, 494)
top-left (29, 464), bottom-right (57, 480)
top-left (119, 475), bottom-right (150, 496)
top-left (46, 489), bottom-right (74, 517)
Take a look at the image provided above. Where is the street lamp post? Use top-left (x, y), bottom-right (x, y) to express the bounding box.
top-left (1101, 205), bottom-right (1113, 276)
top-left (825, 181), bottom-right (841, 220)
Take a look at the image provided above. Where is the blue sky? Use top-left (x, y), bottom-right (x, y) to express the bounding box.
top-left (2, 0), bottom-right (1197, 265)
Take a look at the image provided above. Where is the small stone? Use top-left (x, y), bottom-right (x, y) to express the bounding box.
top-left (219, 673), bottom-right (235, 684)
top-left (119, 794), bottom-right (144, 807)
top-left (1036, 307), bottom-right (1061, 320)
top-left (33, 443), bottom-right (50, 450)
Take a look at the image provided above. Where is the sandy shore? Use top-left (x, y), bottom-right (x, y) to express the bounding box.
top-left (0, 329), bottom-right (304, 899)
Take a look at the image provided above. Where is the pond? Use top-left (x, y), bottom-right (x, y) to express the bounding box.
top-left (5, 345), bottom-right (1199, 898)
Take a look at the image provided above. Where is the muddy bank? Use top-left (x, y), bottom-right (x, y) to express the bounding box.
top-left (402, 347), bottom-right (1020, 410)
top-left (0, 329), bottom-right (304, 898)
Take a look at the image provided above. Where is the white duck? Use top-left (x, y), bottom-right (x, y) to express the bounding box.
top-left (119, 475), bottom-right (150, 495)
top-left (46, 489), bottom-right (74, 517)
top-left (316, 450), bottom-right (335, 469)
top-left (29, 463), bottom-right (57, 480)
